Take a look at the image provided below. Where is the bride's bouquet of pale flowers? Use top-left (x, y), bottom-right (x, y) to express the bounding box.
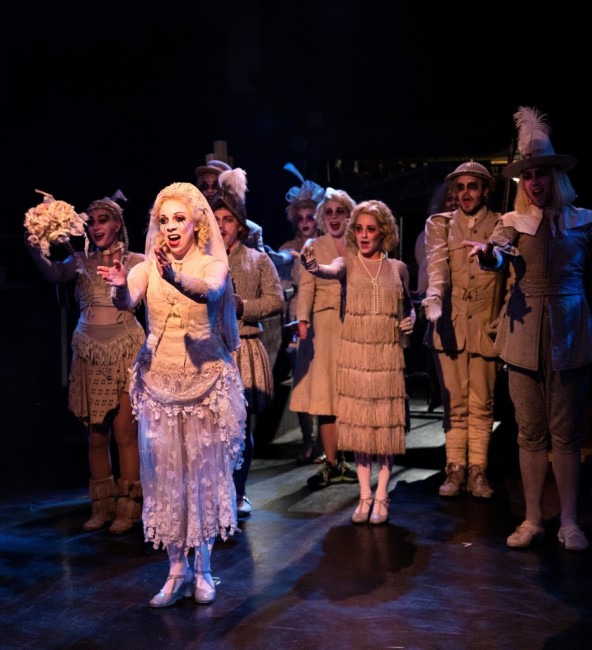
top-left (24, 189), bottom-right (88, 257)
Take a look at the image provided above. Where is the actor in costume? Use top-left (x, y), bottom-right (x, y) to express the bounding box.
top-left (25, 190), bottom-right (145, 534)
top-left (98, 182), bottom-right (246, 605)
top-left (211, 168), bottom-right (284, 518)
top-left (422, 162), bottom-right (504, 499)
top-left (467, 107), bottom-right (591, 551)
top-left (301, 200), bottom-right (414, 524)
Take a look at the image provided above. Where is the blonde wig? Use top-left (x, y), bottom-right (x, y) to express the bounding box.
top-left (145, 182), bottom-right (213, 258)
top-left (345, 199), bottom-right (399, 254)
top-left (514, 166), bottom-right (577, 214)
top-left (316, 187), bottom-right (356, 233)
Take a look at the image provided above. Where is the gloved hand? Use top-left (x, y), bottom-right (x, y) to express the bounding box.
top-left (264, 244), bottom-right (291, 266)
top-left (300, 245), bottom-right (319, 274)
top-left (422, 295), bottom-right (442, 322)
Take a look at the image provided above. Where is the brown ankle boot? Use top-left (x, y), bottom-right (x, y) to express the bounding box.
top-left (438, 463), bottom-right (466, 497)
top-left (109, 479), bottom-right (143, 534)
top-left (83, 476), bottom-right (116, 531)
top-left (467, 465), bottom-right (493, 498)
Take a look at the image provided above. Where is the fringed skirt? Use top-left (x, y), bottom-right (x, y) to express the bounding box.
top-left (68, 319), bottom-right (145, 426)
top-left (234, 335), bottom-right (274, 414)
top-left (336, 288), bottom-right (407, 455)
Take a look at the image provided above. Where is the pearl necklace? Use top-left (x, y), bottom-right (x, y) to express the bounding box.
top-left (357, 251), bottom-right (384, 314)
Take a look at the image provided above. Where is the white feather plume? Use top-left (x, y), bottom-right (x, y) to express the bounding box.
top-left (218, 168), bottom-right (248, 202)
top-left (513, 106), bottom-right (550, 155)
top-left (110, 189), bottom-right (128, 203)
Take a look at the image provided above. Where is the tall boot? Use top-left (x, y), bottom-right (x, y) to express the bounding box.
top-left (83, 476), bottom-right (116, 531)
top-left (109, 479), bottom-right (142, 534)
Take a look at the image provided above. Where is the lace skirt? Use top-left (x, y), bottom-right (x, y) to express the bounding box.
top-left (132, 360), bottom-right (247, 550)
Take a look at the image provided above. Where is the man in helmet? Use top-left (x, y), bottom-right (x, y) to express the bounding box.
top-left (422, 161), bottom-right (504, 499)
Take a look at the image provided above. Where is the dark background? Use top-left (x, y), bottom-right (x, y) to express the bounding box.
top-left (2, 0), bottom-right (591, 492)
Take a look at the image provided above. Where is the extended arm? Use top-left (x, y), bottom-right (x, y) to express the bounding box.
top-left (421, 215), bottom-right (451, 322)
top-left (300, 244), bottom-right (346, 280)
top-left (25, 237), bottom-right (79, 283)
top-left (97, 260), bottom-right (148, 310)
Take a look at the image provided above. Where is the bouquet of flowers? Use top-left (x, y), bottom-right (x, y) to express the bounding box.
top-left (24, 189), bottom-right (88, 257)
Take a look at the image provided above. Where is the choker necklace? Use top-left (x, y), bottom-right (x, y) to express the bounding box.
top-left (357, 251), bottom-right (384, 313)
top-left (98, 242), bottom-right (124, 257)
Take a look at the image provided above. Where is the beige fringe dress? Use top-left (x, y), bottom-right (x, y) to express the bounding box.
top-left (336, 256), bottom-right (408, 455)
top-left (69, 252), bottom-right (146, 426)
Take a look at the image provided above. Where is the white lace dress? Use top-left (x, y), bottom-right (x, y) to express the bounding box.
top-left (127, 251), bottom-right (246, 550)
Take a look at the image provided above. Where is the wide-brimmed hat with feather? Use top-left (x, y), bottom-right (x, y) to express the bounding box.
top-left (503, 106), bottom-right (577, 178)
top-left (210, 168), bottom-right (249, 234)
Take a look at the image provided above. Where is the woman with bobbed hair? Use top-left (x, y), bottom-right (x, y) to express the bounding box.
top-left (301, 199), bottom-right (415, 524)
top-left (290, 187), bottom-right (359, 488)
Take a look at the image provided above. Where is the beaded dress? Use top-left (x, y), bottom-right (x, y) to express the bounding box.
top-left (324, 254), bottom-right (409, 455)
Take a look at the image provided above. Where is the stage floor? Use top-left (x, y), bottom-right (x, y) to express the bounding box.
top-left (1, 379), bottom-right (591, 650)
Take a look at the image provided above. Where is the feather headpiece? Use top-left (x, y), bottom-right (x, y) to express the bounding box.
top-left (503, 106), bottom-right (577, 178)
top-left (211, 168), bottom-right (249, 230)
top-left (218, 168), bottom-right (248, 202)
top-left (283, 162), bottom-right (324, 206)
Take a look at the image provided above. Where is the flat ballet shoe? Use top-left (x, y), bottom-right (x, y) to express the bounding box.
top-left (558, 524), bottom-right (589, 552)
top-left (149, 568), bottom-right (193, 608)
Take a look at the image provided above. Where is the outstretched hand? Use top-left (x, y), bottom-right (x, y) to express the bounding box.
top-left (96, 259), bottom-right (126, 287)
top-left (154, 246), bottom-right (175, 282)
top-left (463, 240), bottom-right (496, 265)
top-left (300, 245), bottom-right (318, 273)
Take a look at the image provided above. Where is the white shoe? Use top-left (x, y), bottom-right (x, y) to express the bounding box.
top-left (237, 496), bottom-right (252, 517)
top-left (195, 570), bottom-right (216, 604)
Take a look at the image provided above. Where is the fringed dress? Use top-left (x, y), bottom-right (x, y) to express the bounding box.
top-left (336, 256), bottom-right (408, 455)
top-left (127, 252), bottom-right (246, 550)
top-left (69, 251), bottom-right (146, 426)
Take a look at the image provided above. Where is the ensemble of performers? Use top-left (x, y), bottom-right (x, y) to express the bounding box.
top-left (24, 105), bottom-right (591, 609)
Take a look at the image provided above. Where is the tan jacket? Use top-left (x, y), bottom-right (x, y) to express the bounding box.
top-left (424, 206), bottom-right (504, 356)
top-left (296, 233), bottom-right (347, 322)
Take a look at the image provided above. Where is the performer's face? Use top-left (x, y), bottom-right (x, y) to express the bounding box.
top-left (323, 200), bottom-right (348, 238)
top-left (354, 213), bottom-right (382, 259)
top-left (197, 173), bottom-right (219, 202)
top-left (444, 192), bottom-right (459, 211)
top-left (453, 175), bottom-right (489, 216)
top-left (214, 208), bottom-right (244, 252)
top-left (522, 166), bottom-right (553, 208)
top-left (295, 208), bottom-right (317, 238)
top-left (87, 208), bottom-right (121, 251)
top-left (158, 199), bottom-right (197, 259)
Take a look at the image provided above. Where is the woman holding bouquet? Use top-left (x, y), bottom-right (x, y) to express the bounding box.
top-left (24, 191), bottom-right (146, 534)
